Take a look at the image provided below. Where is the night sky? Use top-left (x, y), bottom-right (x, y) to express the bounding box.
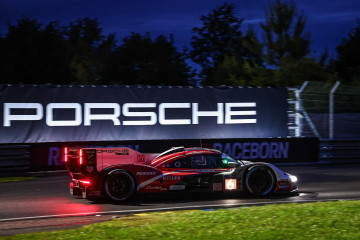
top-left (1, 0), bottom-right (360, 59)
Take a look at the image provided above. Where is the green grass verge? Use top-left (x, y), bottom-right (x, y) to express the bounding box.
top-left (0, 177), bottom-right (35, 183)
top-left (2, 200), bottom-right (360, 240)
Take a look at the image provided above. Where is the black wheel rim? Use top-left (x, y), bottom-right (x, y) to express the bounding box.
top-left (107, 172), bottom-right (133, 199)
top-left (247, 168), bottom-right (274, 195)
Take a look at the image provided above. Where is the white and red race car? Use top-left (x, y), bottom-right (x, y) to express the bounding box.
top-left (65, 146), bottom-right (297, 202)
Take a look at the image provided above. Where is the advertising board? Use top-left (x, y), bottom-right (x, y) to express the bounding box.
top-left (0, 85), bottom-right (288, 143)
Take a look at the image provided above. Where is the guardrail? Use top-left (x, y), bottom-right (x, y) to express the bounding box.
top-left (0, 145), bottom-right (31, 176)
top-left (320, 140), bottom-right (360, 163)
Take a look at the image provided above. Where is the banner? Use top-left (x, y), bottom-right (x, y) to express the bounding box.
top-left (0, 85), bottom-right (288, 143)
top-left (30, 138), bottom-right (319, 170)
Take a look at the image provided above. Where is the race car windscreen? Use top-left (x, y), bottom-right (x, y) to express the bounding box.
top-left (188, 154), bottom-right (240, 168)
top-left (164, 154), bottom-right (240, 169)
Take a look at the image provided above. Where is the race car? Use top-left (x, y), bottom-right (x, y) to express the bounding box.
top-left (65, 146), bottom-right (297, 202)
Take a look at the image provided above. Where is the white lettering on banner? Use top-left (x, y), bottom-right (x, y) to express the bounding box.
top-left (46, 103), bottom-right (82, 126)
top-left (159, 103), bottom-right (191, 125)
top-left (225, 102), bottom-right (257, 124)
top-left (213, 142), bottom-right (289, 160)
top-left (192, 103), bottom-right (224, 124)
top-left (3, 102), bottom-right (257, 127)
top-left (4, 103), bottom-right (43, 127)
top-left (122, 103), bottom-right (157, 126)
top-left (84, 103), bottom-right (120, 126)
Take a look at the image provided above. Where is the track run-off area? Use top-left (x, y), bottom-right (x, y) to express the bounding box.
top-left (1, 164), bottom-right (360, 235)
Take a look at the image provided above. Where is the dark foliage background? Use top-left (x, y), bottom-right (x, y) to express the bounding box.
top-left (1, 1), bottom-right (359, 87)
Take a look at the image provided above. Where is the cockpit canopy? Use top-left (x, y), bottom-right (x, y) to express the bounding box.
top-left (152, 147), bottom-right (241, 169)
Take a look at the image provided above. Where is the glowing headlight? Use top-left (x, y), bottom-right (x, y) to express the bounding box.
top-left (289, 174), bottom-right (298, 183)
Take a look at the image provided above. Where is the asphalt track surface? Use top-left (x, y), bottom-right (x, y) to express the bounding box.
top-left (1, 164), bottom-right (360, 235)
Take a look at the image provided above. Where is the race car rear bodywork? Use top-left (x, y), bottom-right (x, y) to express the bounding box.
top-left (65, 147), bottom-right (297, 202)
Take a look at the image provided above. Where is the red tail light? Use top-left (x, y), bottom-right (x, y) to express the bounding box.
top-left (79, 149), bottom-right (83, 165)
top-left (80, 180), bottom-right (91, 185)
top-left (64, 147), bottom-right (68, 162)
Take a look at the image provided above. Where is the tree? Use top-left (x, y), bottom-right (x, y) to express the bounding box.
top-left (259, 0), bottom-right (335, 86)
top-left (0, 17), bottom-right (116, 85)
top-left (261, 0), bottom-right (311, 68)
top-left (333, 20), bottom-right (360, 85)
top-left (190, 3), bottom-right (245, 85)
top-left (64, 18), bottom-right (117, 84)
top-left (274, 57), bottom-right (336, 86)
top-left (102, 33), bottom-right (192, 86)
top-left (208, 26), bottom-right (266, 86)
top-left (190, 3), bottom-right (266, 86)
top-left (0, 17), bottom-right (69, 84)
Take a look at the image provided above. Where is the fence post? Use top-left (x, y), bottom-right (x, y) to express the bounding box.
top-left (296, 81), bottom-right (309, 136)
top-left (287, 87), bottom-right (299, 137)
top-left (329, 81), bottom-right (340, 139)
top-left (297, 81), bottom-right (321, 138)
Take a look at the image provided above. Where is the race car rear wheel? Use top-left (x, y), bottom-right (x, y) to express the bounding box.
top-left (104, 170), bottom-right (136, 202)
top-left (245, 166), bottom-right (275, 196)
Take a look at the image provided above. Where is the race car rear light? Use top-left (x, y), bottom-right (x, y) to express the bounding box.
top-left (80, 180), bottom-right (91, 185)
top-left (64, 147), bottom-right (68, 162)
top-left (79, 149), bottom-right (83, 165)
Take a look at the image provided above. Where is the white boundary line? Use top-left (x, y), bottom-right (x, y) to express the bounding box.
top-left (1, 197), bottom-right (360, 223)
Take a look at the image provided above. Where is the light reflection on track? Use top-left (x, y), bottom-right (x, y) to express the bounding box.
top-left (0, 164), bottom-right (360, 222)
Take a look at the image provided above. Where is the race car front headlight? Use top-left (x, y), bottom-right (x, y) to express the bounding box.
top-left (289, 174), bottom-right (298, 183)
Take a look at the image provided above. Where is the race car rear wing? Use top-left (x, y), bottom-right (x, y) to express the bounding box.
top-left (64, 147), bottom-right (158, 174)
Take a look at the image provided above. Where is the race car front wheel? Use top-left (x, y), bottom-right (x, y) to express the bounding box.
top-left (245, 166), bottom-right (275, 196)
top-left (104, 170), bottom-right (136, 202)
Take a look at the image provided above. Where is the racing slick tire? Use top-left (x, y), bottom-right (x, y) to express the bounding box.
top-left (104, 170), bottom-right (136, 202)
top-left (244, 166), bottom-right (275, 197)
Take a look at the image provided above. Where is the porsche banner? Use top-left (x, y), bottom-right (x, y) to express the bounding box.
top-left (0, 85), bottom-right (288, 143)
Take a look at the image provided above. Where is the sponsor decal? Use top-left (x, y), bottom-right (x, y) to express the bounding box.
top-left (213, 183), bottom-right (223, 191)
top-left (225, 179), bottom-right (237, 190)
top-left (279, 181), bottom-right (290, 188)
top-left (137, 154), bottom-right (145, 162)
top-left (101, 149), bottom-right (129, 154)
top-left (163, 176), bottom-right (181, 181)
top-left (115, 152), bottom-right (129, 155)
top-left (93, 146), bottom-right (137, 153)
top-left (197, 169), bottom-right (214, 173)
top-left (169, 185), bottom-right (185, 190)
top-left (136, 172), bottom-right (156, 176)
top-left (146, 186), bottom-right (167, 191)
top-left (213, 142), bottom-right (289, 160)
